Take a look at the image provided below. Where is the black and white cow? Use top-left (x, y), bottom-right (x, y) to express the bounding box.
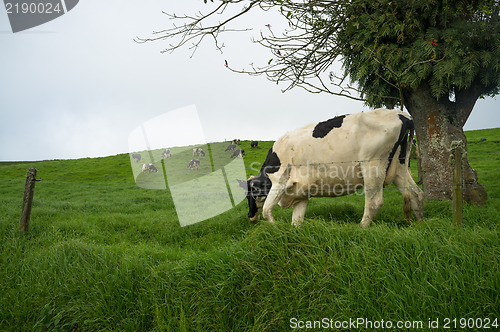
top-left (187, 159), bottom-right (200, 171)
top-left (192, 148), bottom-right (205, 157)
top-left (142, 163), bottom-right (158, 173)
top-left (132, 153), bottom-right (141, 163)
top-left (242, 109), bottom-right (424, 227)
top-left (162, 149), bottom-right (172, 158)
top-left (232, 139), bottom-right (241, 145)
top-left (225, 144), bottom-right (237, 152)
top-left (231, 149), bottom-right (245, 158)
top-left (251, 141), bottom-right (259, 148)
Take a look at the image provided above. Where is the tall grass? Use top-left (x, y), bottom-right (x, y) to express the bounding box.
top-left (0, 133), bottom-right (499, 331)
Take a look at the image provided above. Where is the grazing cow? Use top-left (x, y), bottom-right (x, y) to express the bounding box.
top-left (142, 163), bottom-right (158, 173)
top-left (242, 109), bottom-right (424, 227)
top-left (225, 144), bottom-right (237, 152)
top-left (251, 141), bottom-right (259, 148)
top-left (162, 149), bottom-right (172, 158)
top-left (232, 139), bottom-right (241, 145)
top-left (231, 149), bottom-right (245, 158)
top-left (132, 153), bottom-right (141, 162)
top-left (187, 159), bottom-right (200, 171)
top-left (192, 148), bottom-right (205, 157)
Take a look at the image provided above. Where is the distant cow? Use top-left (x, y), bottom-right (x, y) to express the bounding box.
top-left (232, 139), bottom-right (241, 145)
top-left (251, 141), bottom-right (259, 148)
top-left (132, 154), bottom-right (141, 162)
top-left (225, 144), bottom-right (237, 152)
top-left (142, 163), bottom-right (158, 173)
top-left (231, 149), bottom-right (245, 158)
top-left (242, 109), bottom-right (424, 227)
top-left (162, 149), bottom-right (172, 158)
top-left (192, 148), bottom-right (205, 157)
top-left (187, 159), bottom-right (200, 171)
top-left (480, 138), bottom-right (487, 142)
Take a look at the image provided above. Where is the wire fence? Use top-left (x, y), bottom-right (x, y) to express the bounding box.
top-left (2, 145), bottom-right (499, 231)
top-left (2, 151), bottom-right (499, 201)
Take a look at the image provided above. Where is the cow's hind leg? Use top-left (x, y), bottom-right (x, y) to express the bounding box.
top-left (359, 164), bottom-right (385, 227)
top-left (291, 200), bottom-right (308, 227)
top-left (394, 166), bottom-right (424, 223)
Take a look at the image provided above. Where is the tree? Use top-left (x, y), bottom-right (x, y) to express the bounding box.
top-left (138, 0), bottom-right (500, 205)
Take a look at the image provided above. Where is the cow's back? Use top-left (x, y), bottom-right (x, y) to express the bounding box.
top-left (273, 109), bottom-right (405, 165)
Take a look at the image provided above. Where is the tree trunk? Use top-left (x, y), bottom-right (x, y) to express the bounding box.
top-left (404, 84), bottom-right (488, 205)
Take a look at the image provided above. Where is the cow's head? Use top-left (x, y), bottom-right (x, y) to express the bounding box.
top-left (237, 175), bottom-right (271, 222)
top-left (237, 147), bottom-right (280, 221)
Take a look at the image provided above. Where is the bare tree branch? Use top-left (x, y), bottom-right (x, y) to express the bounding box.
top-left (136, 1), bottom-right (382, 103)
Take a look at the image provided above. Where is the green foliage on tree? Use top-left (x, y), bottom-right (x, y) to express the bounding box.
top-left (339, 0), bottom-right (500, 108)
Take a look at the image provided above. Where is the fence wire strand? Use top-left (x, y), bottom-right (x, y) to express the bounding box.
top-left (1, 147), bottom-right (498, 208)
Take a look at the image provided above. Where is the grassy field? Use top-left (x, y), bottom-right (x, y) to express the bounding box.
top-left (0, 130), bottom-right (499, 331)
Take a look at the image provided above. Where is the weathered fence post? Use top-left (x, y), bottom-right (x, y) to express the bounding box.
top-left (19, 168), bottom-right (38, 233)
top-left (449, 141), bottom-right (464, 227)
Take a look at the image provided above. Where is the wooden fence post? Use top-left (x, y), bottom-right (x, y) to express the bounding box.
top-left (19, 167), bottom-right (38, 233)
top-left (449, 141), bottom-right (464, 227)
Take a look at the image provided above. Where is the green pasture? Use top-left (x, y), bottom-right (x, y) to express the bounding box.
top-left (0, 132), bottom-right (498, 331)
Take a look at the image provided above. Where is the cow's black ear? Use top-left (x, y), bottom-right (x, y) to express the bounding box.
top-left (236, 179), bottom-right (247, 190)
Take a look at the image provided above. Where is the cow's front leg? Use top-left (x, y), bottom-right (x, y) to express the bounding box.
top-left (263, 165), bottom-right (291, 223)
top-left (359, 164), bottom-right (385, 227)
top-left (262, 184), bottom-right (286, 222)
top-left (360, 187), bottom-right (383, 227)
top-left (291, 200), bottom-right (308, 227)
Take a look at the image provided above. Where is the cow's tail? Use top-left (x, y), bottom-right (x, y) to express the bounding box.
top-left (390, 114), bottom-right (414, 171)
top-left (405, 124), bottom-right (414, 168)
top-left (398, 115), bottom-right (416, 219)
top-left (386, 114), bottom-right (415, 172)
top-left (401, 116), bottom-right (415, 168)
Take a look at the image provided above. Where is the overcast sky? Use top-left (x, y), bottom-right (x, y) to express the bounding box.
top-left (0, 0), bottom-right (498, 161)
